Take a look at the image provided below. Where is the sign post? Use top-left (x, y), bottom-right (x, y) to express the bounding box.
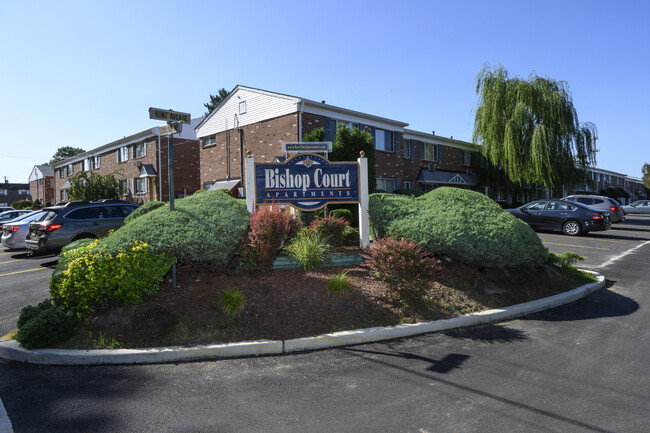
top-left (149, 108), bottom-right (191, 289)
top-left (148, 108), bottom-right (191, 211)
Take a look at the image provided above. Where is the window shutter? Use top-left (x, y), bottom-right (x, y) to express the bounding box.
top-left (323, 117), bottom-right (331, 141)
top-left (358, 123), bottom-right (364, 132)
top-left (438, 145), bottom-right (442, 162)
top-left (385, 131), bottom-right (391, 151)
top-left (411, 140), bottom-right (415, 159)
top-left (371, 126), bottom-right (376, 148)
top-left (419, 141), bottom-right (424, 159)
top-left (395, 133), bottom-right (400, 154)
top-left (396, 178), bottom-right (401, 189)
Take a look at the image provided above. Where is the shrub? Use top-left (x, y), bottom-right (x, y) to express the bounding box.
top-left (368, 187), bottom-right (548, 269)
top-left (15, 300), bottom-right (79, 349)
top-left (392, 188), bottom-right (425, 197)
top-left (327, 271), bottom-right (351, 293)
top-left (11, 200), bottom-right (33, 210)
top-left (50, 240), bottom-right (176, 318)
top-left (218, 288), bottom-right (245, 319)
top-left (310, 216), bottom-right (350, 247)
top-left (284, 228), bottom-right (332, 270)
top-left (248, 206), bottom-right (302, 266)
top-left (361, 237), bottom-right (441, 299)
top-left (329, 209), bottom-right (353, 224)
top-left (342, 226), bottom-right (360, 246)
top-left (124, 201), bottom-right (165, 224)
top-left (549, 251), bottom-right (584, 269)
top-left (100, 190), bottom-right (249, 270)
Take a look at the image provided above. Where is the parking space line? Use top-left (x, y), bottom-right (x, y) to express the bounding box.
top-left (0, 259), bottom-right (26, 264)
top-left (543, 242), bottom-right (610, 250)
top-left (0, 267), bottom-right (49, 277)
top-left (537, 234), bottom-right (628, 244)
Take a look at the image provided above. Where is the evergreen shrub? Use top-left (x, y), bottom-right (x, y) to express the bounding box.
top-left (284, 228), bottom-right (332, 270)
top-left (11, 200), bottom-right (33, 210)
top-left (100, 191), bottom-right (249, 270)
top-left (368, 187), bottom-right (548, 269)
top-left (15, 299), bottom-right (79, 349)
top-left (124, 201), bottom-right (165, 224)
top-left (329, 208), bottom-right (353, 224)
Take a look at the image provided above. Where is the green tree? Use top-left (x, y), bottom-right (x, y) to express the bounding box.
top-left (45, 146), bottom-right (86, 165)
top-left (473, 64), bottom-right (597, 190)
top-left (302, 126), bottom-right (376, 191)
top-left (204, 88), bottom-right (230, 116)
top-left (68, 171), bottom-right (122, 201)
top-left (643, 163), bottom-right (650, 190)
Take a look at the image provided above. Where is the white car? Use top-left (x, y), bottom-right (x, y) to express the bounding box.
top-left (622, 200), bottom-right (650, 214)
top-left (1, 211), bottom-right (46, 250)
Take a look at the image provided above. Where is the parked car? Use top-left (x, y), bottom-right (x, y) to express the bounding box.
top-left (560, 195), bottom-right (625, 223)
top-left (1, 211), bottom-right (47, 250)
top-left (0, 209), bottom-right (34, 230)
top-left (507, 199), bottom-right (611, 236)
top-left (621, 200), bottom-right (650, 214)
top-left (25, 200), bottom-right (139, 254)
top-left (0, 206), bottom-right (15, 213)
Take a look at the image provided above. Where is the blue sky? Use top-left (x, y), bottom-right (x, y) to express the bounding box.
top-left (1, 0), bottom-right (648, 184)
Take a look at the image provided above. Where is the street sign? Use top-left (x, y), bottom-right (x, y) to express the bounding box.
top-left (159, 123), bottom-right (183, 136)
top-left (148, 107), bottom-right (192, 124)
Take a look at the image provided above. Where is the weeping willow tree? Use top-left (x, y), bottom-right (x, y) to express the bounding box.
top-left (473, 65), bottom-right (597, 193)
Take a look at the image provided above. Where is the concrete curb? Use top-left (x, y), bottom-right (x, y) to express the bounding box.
top-left (0, 271), bottom-right (605, 365)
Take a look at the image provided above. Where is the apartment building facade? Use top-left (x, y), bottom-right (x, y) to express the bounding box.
top-left (0, 181), bottom-right (31, 207)
top-left (194, 86), bottom-right (479, 196)
top-left (51, 119), bottom-right (202, 204)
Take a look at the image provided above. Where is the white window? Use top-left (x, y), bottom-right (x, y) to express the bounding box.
top-left (134, 178), bottom-right (147, 194)
top-left (134, 141), bottom-right (146, 158)
top-left (403, 181), bottom-right (412, 189)
top-left (201, 135), bottom-right (216, 147)
top-left (375, 129), bottom-right (394, 151)
top-left (0, 189), bottom-right (6, 196)
top-left (59, 168), bottom-right (64, 178)
top-left (460, 150), bottom-right (472, 166)
top-left (423, 142), bottom-right (438, 161)
top-left (118, 146), bottom-right (129, 162)
top-left (66, 164), bottom-right (74, 176)
top-left (119, 179), bottom-right (130, 195)
top-left (19, 189), bottom-right (29, 195)
top-left (93, 156), bottom-right (101, 169)
top-left (239, 101), bottom-right (247, 114)
top-left (376, 178), bottom-right (396, 193)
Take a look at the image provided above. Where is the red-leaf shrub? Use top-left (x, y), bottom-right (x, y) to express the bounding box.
top-left (310, 216), bottom-right (350, 247)
top-left (361, 237), bottom-right (442, 298)
top-left (247, 206), bottom-right (303, 266)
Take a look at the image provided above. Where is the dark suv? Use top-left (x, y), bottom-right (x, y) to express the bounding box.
top-left (561, 194), bottom-right (625, 223)
top-left (25, 200), bottom-right (139, 253)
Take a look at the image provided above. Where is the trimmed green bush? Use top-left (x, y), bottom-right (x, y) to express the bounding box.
top-left (329, 208), bottom-right (353, 224)
top-left (124, 200), bottom-right (165, 224)
top-left (50, 240), bottom-right (176, 318)
top-left (368, 187), bottom-right (548, 269)
top-left (15, 299), bottom-right (79, 349)
top-left (100, 190), bottom-right (250, 270)
top-left (11, 200), bottom-right (33, 210)
top-left (342, 226), bottom-right (360, 246)
top-left (310, 216), bottom-right (350, 247)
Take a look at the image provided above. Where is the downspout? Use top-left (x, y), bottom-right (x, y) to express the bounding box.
top-left (298, 101), bottom-right (304, 141)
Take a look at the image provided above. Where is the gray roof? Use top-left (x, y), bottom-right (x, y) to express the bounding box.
top-left (35, 165), bottom-right (55, 176)
top-left (417, 169), bottom-right (478, 186)
top-left (139, 164), bottom-right (157, 178)
top-left (207, 179), bottom-right (241, 191)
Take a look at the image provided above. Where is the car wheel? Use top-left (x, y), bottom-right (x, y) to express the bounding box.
top-left (562, 220), bottom-right (581, 236)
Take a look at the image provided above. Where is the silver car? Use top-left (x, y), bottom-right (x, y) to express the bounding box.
top-left (0, 209), bottom-right (33, 229)
top-left (622, 200), bottom-right (650, 214)
top-left (1, 211), bottom-right (46, 250)
top-left (561, 194), bottom-right (625, 223)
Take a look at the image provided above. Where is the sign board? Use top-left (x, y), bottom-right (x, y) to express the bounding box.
top-left (159, 123), bottom-right (183, 136)
top-left (254, 154), bottom-right (359, 211)
top-left (148, 107), bottom-right (192, 124)
top-left (281, 141), bottom-right (332, 153)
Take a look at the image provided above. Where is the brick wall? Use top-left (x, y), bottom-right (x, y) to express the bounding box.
top-left (200, 113), bottom-right (299, 185)
top-left (29, 177), bottom-right (55, 205)
top-left (53, 136), bottom-right (200, 203)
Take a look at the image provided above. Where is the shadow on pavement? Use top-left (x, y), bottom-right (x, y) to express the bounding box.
top-left (525, 281), bottom-right (639, 322)
top-left (442, 324), bottom-right (527, 343)
top-left (341, 347), bottom-right (471, 374)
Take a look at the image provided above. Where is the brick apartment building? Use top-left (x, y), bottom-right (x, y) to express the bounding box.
top-left (194, 85), bottom-right (479, 196)
top-left (28, 165), bottom-right (55, 205)
top-left (0, 181), bottom-right (31, 207)
top-left (51, 119), bottom-right (202, 204)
